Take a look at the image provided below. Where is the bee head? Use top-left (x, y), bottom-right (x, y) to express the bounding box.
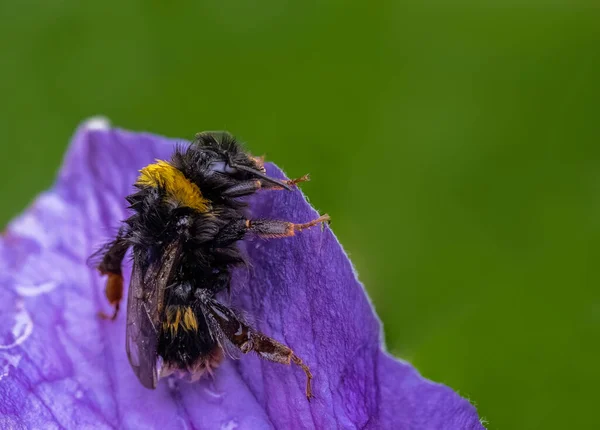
top-left (193, 131), bottom-right (290, 190)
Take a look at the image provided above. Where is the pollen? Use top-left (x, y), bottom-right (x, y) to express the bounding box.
top-left (183, 307), bottom-right (198, 331)
top-left (137, 160), bottom-right (210, 213)
top-left (172, 309), bottom-right (181, 332)
top-left (164, 306), bottom-right (183, 336)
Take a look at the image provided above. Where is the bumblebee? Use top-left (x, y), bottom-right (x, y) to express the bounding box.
top-left (92, 132), bottom-right (328, 399)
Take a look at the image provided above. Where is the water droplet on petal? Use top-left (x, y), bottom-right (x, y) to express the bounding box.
top-left (83, 116), bottom-right (111, 130)
top-left (0, 352), bottom-right (22, 381)
top-left (15, 280), bottom-right (57, 297)
top-left (204, 380), bottom-right (224, 400)
top-left (0, 299), bottom-right (33, 350)
top-left (220, 420), bottom-right (238, 430)
top-left (167, 377), bottom-right (178, 392)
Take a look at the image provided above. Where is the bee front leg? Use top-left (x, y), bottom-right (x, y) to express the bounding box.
top-left (268, 174), bottom-right (310, 190)
top-left (222, 175), bottom-right (310, 198)
top-left (96, 228), bottom-right (130, 320)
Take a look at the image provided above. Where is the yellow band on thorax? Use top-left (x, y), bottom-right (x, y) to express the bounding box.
top-left (137, 160), bottom-right (210, 213)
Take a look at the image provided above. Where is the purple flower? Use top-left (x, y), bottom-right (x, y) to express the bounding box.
top-left (0, 119), bottom-right (484, 429)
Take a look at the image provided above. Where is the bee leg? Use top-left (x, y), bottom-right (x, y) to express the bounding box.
top-left (247, 214), bottom-right (330, 238)
top-left (222, 175), bottom-right (310, 198)
top-left (205, 299), bottom-right (314, 400)
top-left (222, 180), bottom-right (262, 197)
top-left (97, 274), bottom-right (123, 320)
top-left (265, 174), bottom-right (310, 190)
top-left (213, 213), bottom-right (330, 248)
top-left (241, 329), bottom-right (313, 400)
top-left (96, 228), bottom-right (129, 321)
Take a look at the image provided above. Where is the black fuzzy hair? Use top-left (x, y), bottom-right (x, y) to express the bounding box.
top-left (122, 133), bottom-right (257, 367)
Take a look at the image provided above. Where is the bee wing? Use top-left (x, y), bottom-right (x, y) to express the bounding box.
top-left (86, 240), bottom-right (113, 270)
top-left (125, 241), bottom-right (182, 389)
top-left (87, 227), bottom-right (128, 270)
top-left (197, 298), bottom-right (244, 360)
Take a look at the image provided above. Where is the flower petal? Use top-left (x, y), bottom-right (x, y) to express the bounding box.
top-left (0, 119), bottom-right (484, 429)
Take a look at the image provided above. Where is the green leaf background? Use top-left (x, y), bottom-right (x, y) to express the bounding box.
top-left (1, 2), bottom-right (598, 428)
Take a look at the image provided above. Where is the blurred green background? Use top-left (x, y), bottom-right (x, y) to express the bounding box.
top-left (1, 1), bottom-right (599, 428)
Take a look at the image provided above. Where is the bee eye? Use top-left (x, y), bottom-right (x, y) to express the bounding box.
top-left (209, 161), bottom-right (237, 174)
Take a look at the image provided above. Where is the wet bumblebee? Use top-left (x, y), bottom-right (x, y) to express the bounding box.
top-left (92, 132), bottom-right (328, 399)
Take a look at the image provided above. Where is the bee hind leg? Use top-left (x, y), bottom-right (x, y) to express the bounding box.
top-left (205, 299), bottom-right (314, 400)
top-left (241, 330), bottom-right (314, 400)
